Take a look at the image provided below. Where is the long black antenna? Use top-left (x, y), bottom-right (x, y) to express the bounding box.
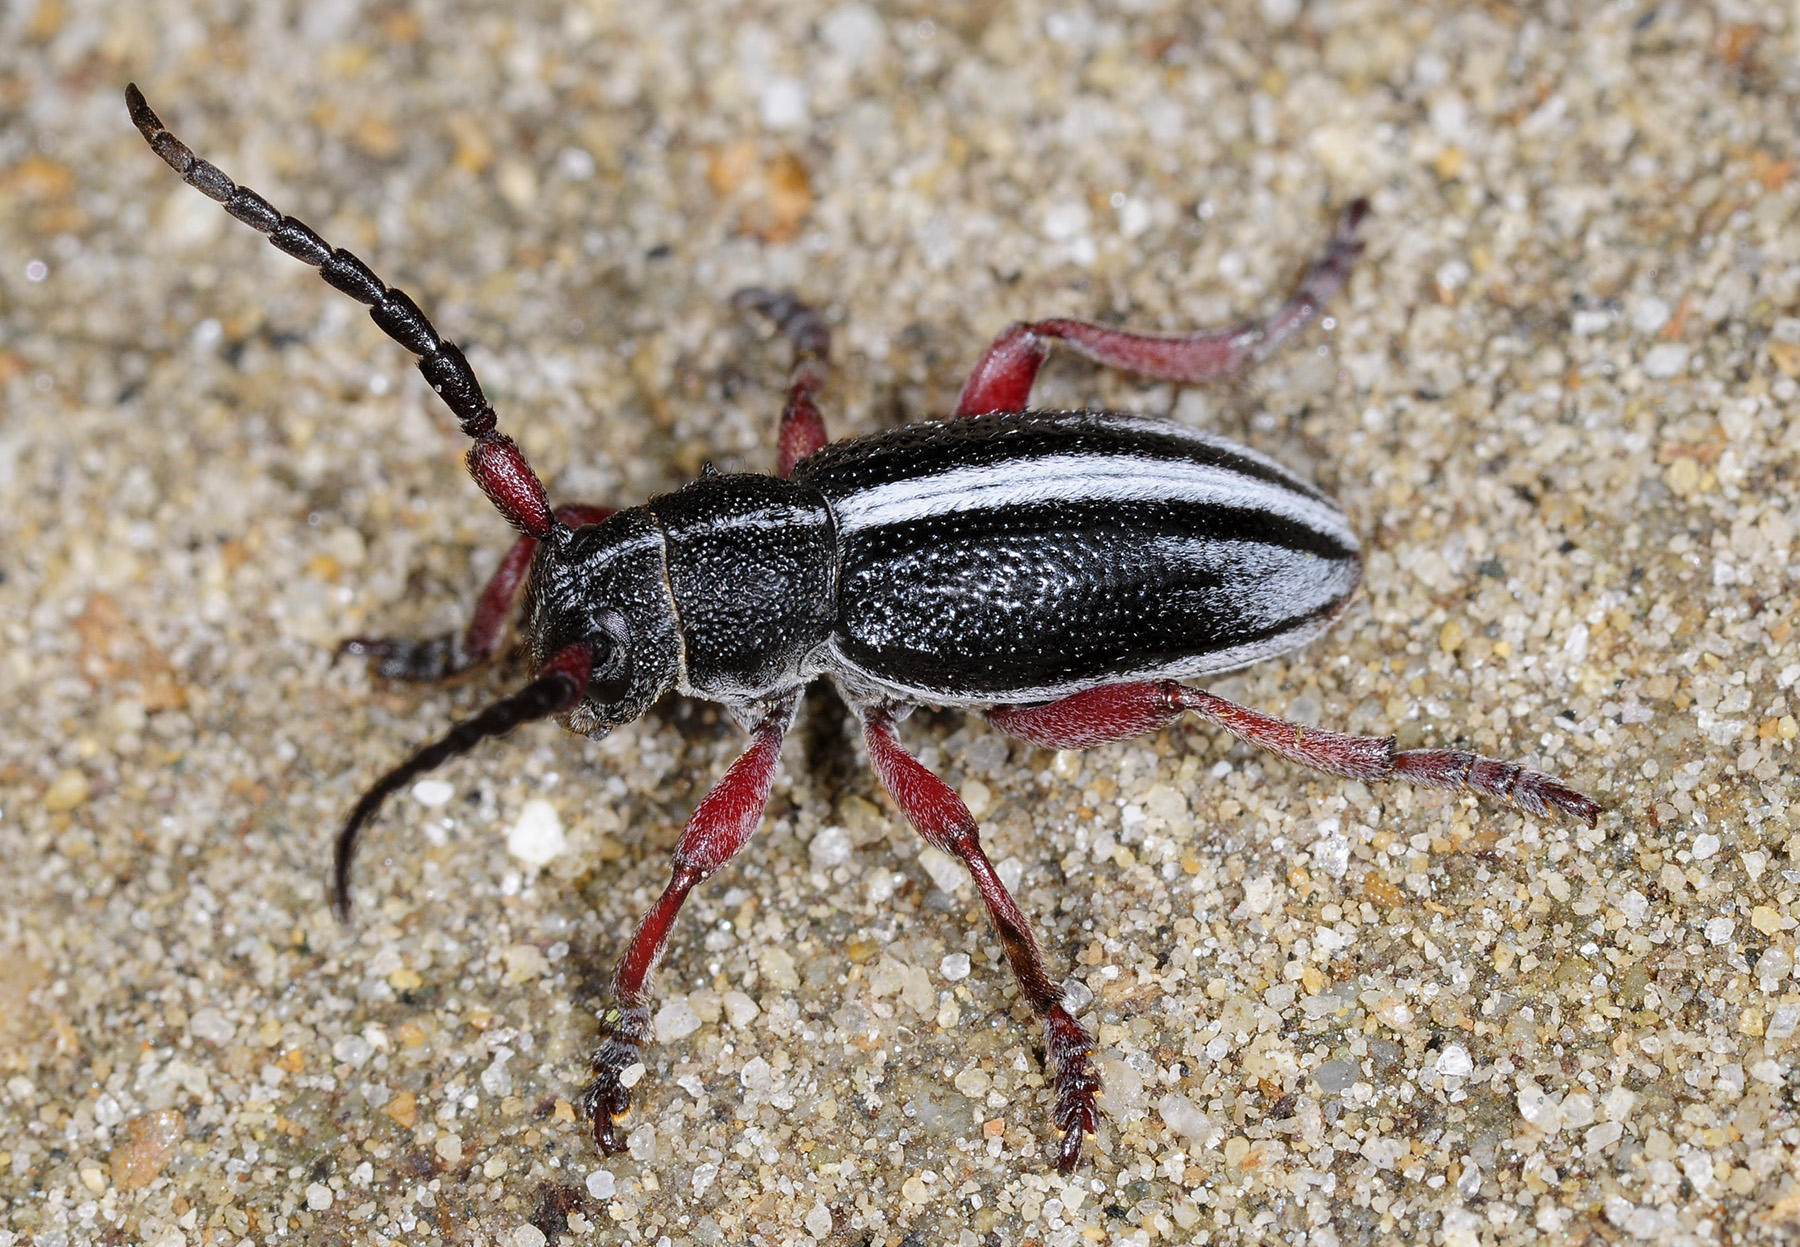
top-left (331, 644), bottom-right (593, 919)
top-left (125, 83), bottom-right (559, 539)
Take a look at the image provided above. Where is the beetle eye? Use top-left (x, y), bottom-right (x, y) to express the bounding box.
top-left (588, 612), bottom-right (634, 703)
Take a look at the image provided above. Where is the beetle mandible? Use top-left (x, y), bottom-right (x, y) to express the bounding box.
top-left (128, 85), bottom-right (1600, 1172)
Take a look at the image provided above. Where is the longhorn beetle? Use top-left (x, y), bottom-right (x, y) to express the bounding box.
top-left (128, 84), bottom-right (1600, 1172)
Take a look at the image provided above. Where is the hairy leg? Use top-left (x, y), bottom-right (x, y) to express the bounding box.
top-left (341, 503), bottom-right (613, 681)
top-left (862, 703), bottom-right (1100, 1171)
top-left (986, 680), bottom-right (1599, 826)
top-left (579, 697), bottom-right (797, 1152)
top-left (955, 199), bottom-right (1368, 416)
top-left (733, 289), bottom-right (831, 476)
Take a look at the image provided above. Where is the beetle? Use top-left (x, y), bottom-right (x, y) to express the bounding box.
top-left (128, 84), bottom-right (1600, 1172)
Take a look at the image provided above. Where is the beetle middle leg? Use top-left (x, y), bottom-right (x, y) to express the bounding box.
top-left (955, 199), bottom-right (1368, 416)
top-left (985, 680), bottom-right (1600, 826)
top-left (861, 702), bottom-right (1101, 1172)
top-left (341, 503), bottom-right (614, 681)
top-left (578, 696), bottom-right (798, 1152)
top-left (733, 288), bottom-right (831, 476)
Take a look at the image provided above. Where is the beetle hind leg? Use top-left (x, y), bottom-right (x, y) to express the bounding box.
top-left (985, 680), bottom-right (1600, 827)
top-left (862, 703), bottom-right (1101, 1171)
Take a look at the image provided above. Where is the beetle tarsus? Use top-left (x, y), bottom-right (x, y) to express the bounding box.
top-left (1390, 749), bottom-right (1601, 828)
top-left (579, 1022), bottom-right (648, 1154)
top-left (338, 633), bottom-right (469, 682)
top-left (734, 287), bottom-right (832, 475)
top-left (1048, 1009), bottom-right (1101, 1172)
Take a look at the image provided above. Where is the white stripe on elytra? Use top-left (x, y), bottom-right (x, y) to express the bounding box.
top-left (833, 451), bottom-right (1359, 550)
top-left (1104, 414), bottom-right (1330, 500)
top-left (1146, 534), bottom-right (1361, 627)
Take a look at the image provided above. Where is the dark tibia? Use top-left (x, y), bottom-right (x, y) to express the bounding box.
top-left (341, 534), bottom-right (539, 681)
top-left (579, 700), bottom-right (795, 1153)
top-left (954, 199), bottom-right (1368, 416)
top-left (733, 288), bottom-right (831, 476)
top-left (331, 643), bottom-right (592, 919)
top-left (988, 679), bottom-right (1599, 827)
top-left (340, 504), bottom-right (614, 682)
top-left (862, 704), bottom-right (1100, 1171)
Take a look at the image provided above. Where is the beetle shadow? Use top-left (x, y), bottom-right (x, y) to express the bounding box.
top-left (631, 684), bottom-right (863, 823)
top-left (799, 680), bottom-right (861, 810)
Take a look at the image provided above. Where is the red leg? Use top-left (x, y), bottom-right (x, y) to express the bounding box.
top-left (862, 704), bottom-right (1100, 1171)
top-left (987, 679), bottom-right (1599, 827)
top-left (985, 682), bottom-right (1189, 750)
top-left (579, 697), bottom-right (797, 1152)
top-left (955, 199), bottom-right (1368, 416)
top-left (341, 503), bottom-right (613, 681)
top-left (733, 289), bottom-right (831, 476)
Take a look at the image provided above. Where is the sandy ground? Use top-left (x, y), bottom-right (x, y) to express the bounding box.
top-left (5, 1), bottom-right (1800, 1244)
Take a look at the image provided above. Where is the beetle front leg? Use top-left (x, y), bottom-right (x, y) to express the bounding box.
top-left (341, 503), bottom-right (613, 680)
top-left (861, 703), bottom-right (1100, 1171)
top-left (955, 199), bottom-right (1368, 416)
top-left (987, 680), bottom-right (1599, 826)
top-left (579, 697), bottom-right (796, 1153)
top-left (733, 289), bottom-right (831, 476)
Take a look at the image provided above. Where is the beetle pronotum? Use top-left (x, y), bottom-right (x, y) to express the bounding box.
top-left (129, 84), bottom-right (1599, 1172)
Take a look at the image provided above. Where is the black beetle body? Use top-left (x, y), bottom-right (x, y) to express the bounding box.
top-left (130, 84), bottom-right (1599, 1174)
top-left (532, 409), bottom-right (1363, 739)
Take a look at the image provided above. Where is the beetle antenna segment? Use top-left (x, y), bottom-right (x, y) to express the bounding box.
top-left (124, 83), bottom-right (559, 539)
top-left (331, 643), bottom-right (593, 920)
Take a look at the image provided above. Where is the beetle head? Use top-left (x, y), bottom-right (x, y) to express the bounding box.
top-left (333, 507), bottom-right (681, 919)
top-left (526, 508), bottom-right (680, 736)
